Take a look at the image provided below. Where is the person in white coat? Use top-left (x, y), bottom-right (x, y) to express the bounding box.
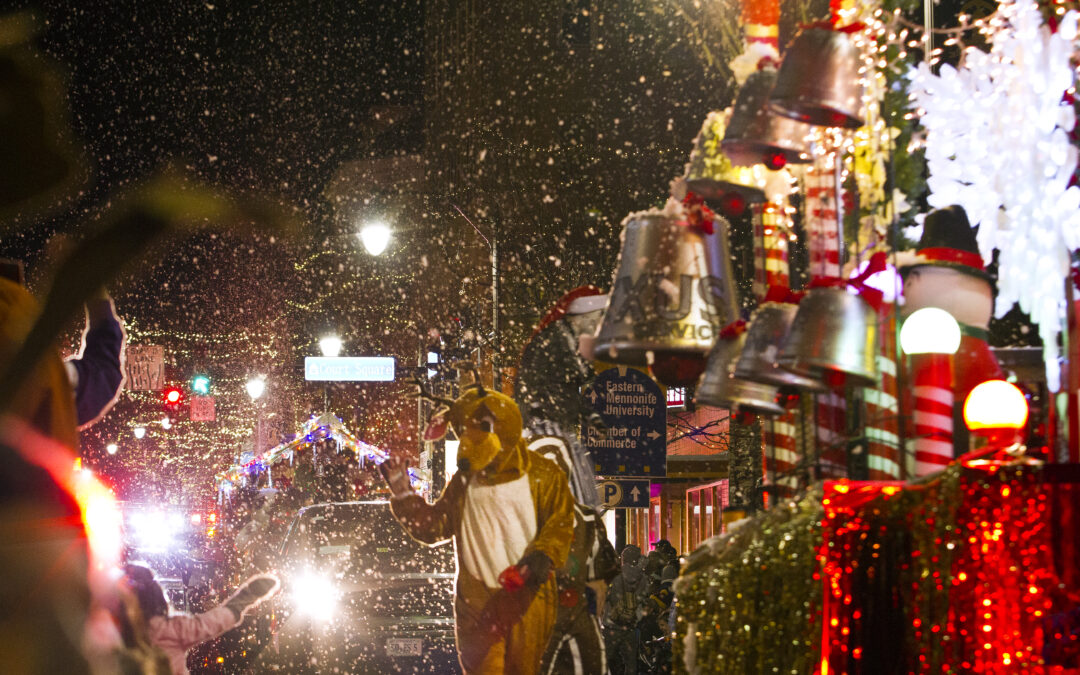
top-left (120, 564), bottom-right (278, 675)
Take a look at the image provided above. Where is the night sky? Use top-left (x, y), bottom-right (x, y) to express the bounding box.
top-left (2, 0), bottom-right (423, 259)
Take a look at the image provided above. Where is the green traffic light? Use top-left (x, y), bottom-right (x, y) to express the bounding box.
top-left (192, 374), bottom-right (211, 395)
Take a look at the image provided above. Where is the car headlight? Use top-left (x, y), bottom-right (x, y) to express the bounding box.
top-left (292, 572), bottom-right (338, 622)
top-left (129, 511), bottom-right (174, 551)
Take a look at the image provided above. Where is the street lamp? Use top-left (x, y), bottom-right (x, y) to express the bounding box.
top-left (358, 221), bottom-right (392, 256)
top-left (133, 426), bottom-right (146, 440)
top-left (900, 307), bottom-right (962, 477)
top-left (963, 380), bottom-right (1029, 450)
top-left (319, 335), bottom-right (343, 357)
top-left (246, 376), bottom-right (266, 401)
top-left (106, 443), bottom-right (118, 455)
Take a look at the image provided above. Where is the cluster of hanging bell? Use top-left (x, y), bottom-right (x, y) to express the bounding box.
top-left (591, 22), bottom-right (876, 415)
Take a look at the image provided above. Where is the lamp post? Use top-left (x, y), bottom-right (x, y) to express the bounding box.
top-left (359, 215), bottom-right (500, 387)
top-left (246, 376), bottom-right (267, 470)
top-left (318, 335), bottom-right (341, 411)
top-left (451, 205), bottom-right (499, 389)
top-left (358, 221), bottom-right (392, 256)
top-left (962, 380), bottom-right (1030, 461)
top-left (900, 307), bottom-right (961, 476)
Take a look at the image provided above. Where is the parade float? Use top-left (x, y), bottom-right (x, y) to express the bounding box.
top-left (578, 0), bottom-right (1080, 668)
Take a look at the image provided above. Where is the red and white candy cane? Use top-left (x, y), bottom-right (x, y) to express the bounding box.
top-left (910, 352), bottom-right (954, 476)
top-left (752, 203), bottom-right (791, 302)
top-left (762, 396), bottom-right (801, 498)
top-left (805, 156), bottom-right (842, 280)
top-left (864, 313), bottom-right (902, 479)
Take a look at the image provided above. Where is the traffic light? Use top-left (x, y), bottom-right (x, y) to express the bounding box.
top-left (191, 374), bottom-right (211, 395)
top-left (163, 386), bottom-right (184, 421)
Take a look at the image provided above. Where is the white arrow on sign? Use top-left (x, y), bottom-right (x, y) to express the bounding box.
top-left (646, 430), bottom-right (662, 440)
top-left (629, 486), bottom-right (641, 503)
top-left (588, 389), bottom-right (598, 404)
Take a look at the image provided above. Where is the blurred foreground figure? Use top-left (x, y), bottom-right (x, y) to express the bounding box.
top-left (119, 565), bottom-right (278, 675)
top-left (0, 277), bottom-right (91, 673)
top-left (381, 382), bottom-right (574, 674)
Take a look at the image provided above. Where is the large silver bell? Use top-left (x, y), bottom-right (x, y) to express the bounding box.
top-left (734, 302), bottom-right (826, 391)
top-left (594, 213), bottom-right (740, 367)
top-left (722, 66), bottom-right (813, 169)
top-left (696, 332), bottom-right (784, 416)
top-left (768, 28), bottom-right (865, 130)
top-left (778, 287), bottom-right (878, 387)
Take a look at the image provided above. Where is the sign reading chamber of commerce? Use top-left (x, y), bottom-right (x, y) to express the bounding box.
top-left (125, 344), bottom-right (165, 391)
top-left (584, 366), bottom-right (666, 477)
top-left (304, 356), bottom-right (396, 382)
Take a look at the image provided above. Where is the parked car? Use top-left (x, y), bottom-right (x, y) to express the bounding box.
top-left (255, 500), bottom-right (459, 673)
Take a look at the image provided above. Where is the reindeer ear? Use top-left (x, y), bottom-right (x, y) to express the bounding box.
top-left (423, 406), bottom-right (450, 442)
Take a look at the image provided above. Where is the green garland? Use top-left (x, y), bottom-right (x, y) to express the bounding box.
top-left (673, 490), bottom-right (823, 674)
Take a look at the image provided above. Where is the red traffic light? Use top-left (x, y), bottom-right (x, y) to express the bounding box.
top-left (164, 387), bottom-right (183, 405)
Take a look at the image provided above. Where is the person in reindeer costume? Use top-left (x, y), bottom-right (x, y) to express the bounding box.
top-left (899, 204), bottom-right (1005, 401)
top-left (380, 376), bottom-right (574, 674)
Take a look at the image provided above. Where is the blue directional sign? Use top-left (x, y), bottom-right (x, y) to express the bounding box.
top-left (584, 367), bottom-right (666, 476)
top-left (304, 356), bottom-right (396, 382)
top-left (596, 479), bottom-right (651, 509)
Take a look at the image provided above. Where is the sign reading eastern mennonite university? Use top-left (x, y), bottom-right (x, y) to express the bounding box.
top-left (304, 356), bottom-right (396, 382)
top-left (584, 366), bottom-right (666, 477)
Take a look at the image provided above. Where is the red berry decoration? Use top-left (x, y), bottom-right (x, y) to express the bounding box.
top-left (719, 192), bottom-right (747, 217)
top-left (764, 150), bottom-right (787, 171)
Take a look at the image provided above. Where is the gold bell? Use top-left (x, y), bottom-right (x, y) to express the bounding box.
top-left (722, 66), bottom-right (813, 169)
top-left (696, 331), bottom-right (784, 416)
top-left (594, 211), bottom-right (740, 368)
top-left (778, 287), bottom-right (879, 387)
top-left (768, 27), bottom-right (865, 130)
top-left (733, 302), bottom-right (826, 391)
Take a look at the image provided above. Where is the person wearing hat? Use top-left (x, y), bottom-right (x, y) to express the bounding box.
top-left (514, 285), bottom-right (609, 509)
top-left (898, 205), bottom-right (1005, 403)
top-left (603, 545), bottom-right (650, 675)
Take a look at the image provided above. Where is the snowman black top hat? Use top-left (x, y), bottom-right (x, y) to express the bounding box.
top-left (897, 205), bottom-right (993, 283)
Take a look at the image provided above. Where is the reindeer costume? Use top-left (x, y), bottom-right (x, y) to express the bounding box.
top-left (382, 383), bottom-right (574, 674)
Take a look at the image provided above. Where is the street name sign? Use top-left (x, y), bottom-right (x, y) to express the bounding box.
top-left (304, 356), bottom-right (395, 382)
top-left (584, 366), bottom-right (666, 476)
top-left (596, 478), bottom-right (651, 509)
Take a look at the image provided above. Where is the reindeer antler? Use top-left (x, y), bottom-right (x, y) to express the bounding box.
top-left (450, 361), bottom-right (487, 397)
top-left (408, 377), bottom-right (455, 407)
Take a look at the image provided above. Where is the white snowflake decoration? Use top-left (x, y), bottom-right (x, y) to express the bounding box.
top-left (910, 0), bottom-right (1080, 390)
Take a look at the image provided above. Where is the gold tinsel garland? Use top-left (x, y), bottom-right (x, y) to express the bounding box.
top-left (673, 489), bottom-right (824, 674)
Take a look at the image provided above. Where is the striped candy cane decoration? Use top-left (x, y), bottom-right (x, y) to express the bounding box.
top-left (762, 396), bottom-right (801, 497)
top-left (864, 313), bottom-right (902, 479)
top-left (805, 152), bottom-right (848, 479)
top-left (815, 390), bottom-right (848, 479)
top-left (752, 202), bottom-right (791, 302)
top-left (910, 352), bottom-right (954, 476)
top-left (742, 0), bottom-right (779, 49)
top-left (804, 156), bottom-right (842, 279)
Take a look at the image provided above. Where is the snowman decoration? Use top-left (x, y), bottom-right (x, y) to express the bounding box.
top-left (898, 205), bottom-right (1005, 403)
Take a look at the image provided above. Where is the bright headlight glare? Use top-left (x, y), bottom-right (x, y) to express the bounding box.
top-left (293, 573), bottom-right (338, 621)
top-left (130, 511), bottom-right (173, 551)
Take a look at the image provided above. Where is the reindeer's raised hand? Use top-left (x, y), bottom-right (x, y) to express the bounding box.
top-left (379, 455), bottom-right (413, 498)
